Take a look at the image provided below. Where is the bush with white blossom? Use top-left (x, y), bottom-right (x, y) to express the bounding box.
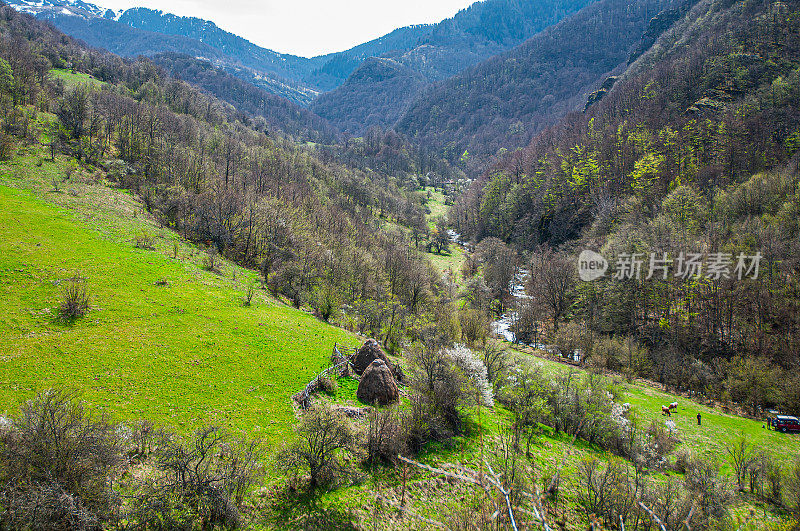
top-left (446, 344), bottom-right (494, 407)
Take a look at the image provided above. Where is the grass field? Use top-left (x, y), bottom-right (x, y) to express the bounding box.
top-left (508, 347), bottom-right (800, 470)
top-left (423, 187), bottom-right (466, 281)
top-left (0, 142), bottom-right (793, 528)
top-left (0, 143), bottom-right (360, 442)
top-left (49, 68), bottom-right (105, 88)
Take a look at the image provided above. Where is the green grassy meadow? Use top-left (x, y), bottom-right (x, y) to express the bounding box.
top-left (49, 68), bottom-right (105, 88)
top-left (0, 144), bottom-right (360, 442)
top-left (0, 142), bottom-right (793, 528)
top-left (508, 347), bottom-right (800, 470)
top-left (423, 187), bottom-right (465, 280)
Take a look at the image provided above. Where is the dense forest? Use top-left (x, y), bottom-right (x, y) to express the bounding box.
top-left (396, 0), bottom-right (686, 171)
top-left (453, 0), bottom-right (800, 415)
top-left (311, 0), bottom-right (595, 134)
top-left (149, 52), bottom-right (338, 142)
top-left (309, 58), bottom-right (427, 136)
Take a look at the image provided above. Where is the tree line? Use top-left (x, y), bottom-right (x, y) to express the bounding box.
top-left (449, 0), bottom-right (800, 414)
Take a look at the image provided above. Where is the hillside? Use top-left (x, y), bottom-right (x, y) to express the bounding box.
top-left (309, 58), bottom-right (427, 136)
top-left (8, 0), bottom-right (598, 115)
top-left (396, 0), bottom-right (687, 169)
top-left (149, 52), bottom-right (338, 142)
top-left (312, 0), bottom-right (596, 134)
top-left (453, 0), bottom-right (800, 425)
top-left (4, 0), bottom-right (321, 104)
top-left (3, 0), bottom-right (800, 528)
top-left (0, 143), bottom-right (358, 439)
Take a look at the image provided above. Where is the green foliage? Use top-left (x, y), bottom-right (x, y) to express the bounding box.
top-left (0, 58), bottom-right (12, 96)
top-left (630, 152), bottom-right (664, 195)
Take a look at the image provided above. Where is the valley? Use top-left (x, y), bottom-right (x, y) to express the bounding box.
top-left (1, 0), bottom-right (799, 528)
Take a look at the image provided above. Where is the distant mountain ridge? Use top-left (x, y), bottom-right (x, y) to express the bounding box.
top-left (394, 0), bottom-right (688, 168)
top-left (311, 0), bottom-right (598, 134)
top-left (5, 0), bottom-right (601, 112)
top-left (3, 0), bottom-right (433, 99)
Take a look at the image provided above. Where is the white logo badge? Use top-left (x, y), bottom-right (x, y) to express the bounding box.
top-left (578, 250), bottom-right (608, 281)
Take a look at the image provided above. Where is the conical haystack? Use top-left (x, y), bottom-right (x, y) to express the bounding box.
top-left (357, 359), bottom-right (399, 405)
top-left (352, 338), bottom-right (391, 375)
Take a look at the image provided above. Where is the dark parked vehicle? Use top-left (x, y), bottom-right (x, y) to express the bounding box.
top-left (773, 415), bottom-right (800, 433)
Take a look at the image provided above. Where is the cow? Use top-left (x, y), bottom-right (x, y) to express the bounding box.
top-left (661, 405), bottom-right (671, 417)
top-left (669, 402), bottom-right (678, 411)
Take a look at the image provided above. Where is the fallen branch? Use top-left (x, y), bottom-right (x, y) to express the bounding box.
top-left (638, 501), bottom-right (667, 531)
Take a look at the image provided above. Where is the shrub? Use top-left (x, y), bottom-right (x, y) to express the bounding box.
top-left (481, 340), bottom-right (510, 389)
top-left (765, 456), bottom-right (783, 505)
top-left (51, 172), bottom-right (63, 192)
top-left (58, 273), bottom-right (89, 320)
top-left (130, 419), bottom-right (157, 458)
top-left (447, 344), bottom-right (494, 407)
top-left (684, 458), bottom-right (733, 521)
top-left (407, 346), bottom-right (469, 439)
top-left (459, 308), bottom-right (489, 344)
top-left (725, 434), bottom-right (756, 491)
top-left (278, 402), bottom-right (355, 488)
top-left (316, 375), bottom-right (338, 395)
top-left (785, 458), bottom-right (800, 515)
top-left (134, 232), bottom-right (155, 250)
top-left (128, 426), bottom-right (262, 529)
top-left (242, 283), bottom-right (255, 307)
top-left (576, 456), bottom-right (637, 527)
top-left (639, 421), bottom-right (678, 470)
top-left (400, 392), bottom-right (433, 455)
top-left (674, 448), bottom-right (692, 473)
top-left (0, 132), bottom-right (12, 161)
top-left (641, 476), bottom-right (696, 530)
top-left (0, 389), bottom-right (122, 529)
top-left (365, 406), bottom-right (405, 466)
top-left (204, 250), bottom-right (219, 272)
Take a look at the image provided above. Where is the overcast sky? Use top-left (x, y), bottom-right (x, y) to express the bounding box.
top-left (97, 0), bottom-right (479, 57)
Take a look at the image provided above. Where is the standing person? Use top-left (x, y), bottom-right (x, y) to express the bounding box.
top-left (697, 413), bottom-right (702, 425)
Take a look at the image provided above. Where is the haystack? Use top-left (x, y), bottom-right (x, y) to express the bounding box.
top-left (357, 359), bottom-right (399, 405)
top-left (352, 338), bottom-right (391, 375)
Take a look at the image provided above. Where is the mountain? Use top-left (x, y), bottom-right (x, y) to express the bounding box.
top-left (3, 0), bottom-right (320, 104)
top-left (149, 53), bottom-right (338, 142)
top-left (451, 0), bottom-right (800, 437)
top-left (2, 0), bottom-right (431, 100)
top-left (458, 0), bottom-right (800, 247)
top-left (7, 0), bottom-right (599, 118)
top-left (311, 0), bottom-right (597, 134)
top-left (395, 0), bottom-right (688, 169)
top-left (308, 58), bottom-right (427, 135)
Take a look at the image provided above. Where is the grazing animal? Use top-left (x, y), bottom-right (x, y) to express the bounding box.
top-left (661, 405), bottom-right (671, 417)
top-left (669, 402), bottom-right (678, 411)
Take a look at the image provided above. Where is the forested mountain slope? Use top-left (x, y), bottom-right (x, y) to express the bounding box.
top-left (5, 0), bottom-right (321, 103)
top-left (7, 0), bottom-right (596, 110)
top-left (396, 0), bottom-right (687, 170)
top-left (312, 0), bottom-right (595, 134)
top-left (454, 0), bottom-right (800, 411)
top-left (0, 2), bottom-right (455, 352)
top-left (149, 52), bottom-right (338, 143)
top-left (309, 57), bottom-right (428, 135)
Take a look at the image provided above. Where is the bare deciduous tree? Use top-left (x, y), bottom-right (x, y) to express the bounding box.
top-left (725, 434), bottom-right (756, 491)
top-left (279, 402), bottom-right (355, 488)
top-left (529, 249), bottom-right (574, 333)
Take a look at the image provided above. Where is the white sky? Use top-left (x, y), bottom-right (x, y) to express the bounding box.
top-left (97, 0), bottom-right (480, 57)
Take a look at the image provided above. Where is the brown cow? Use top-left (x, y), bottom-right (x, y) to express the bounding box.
top-left (661, 405), bottom-right (671, 417)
